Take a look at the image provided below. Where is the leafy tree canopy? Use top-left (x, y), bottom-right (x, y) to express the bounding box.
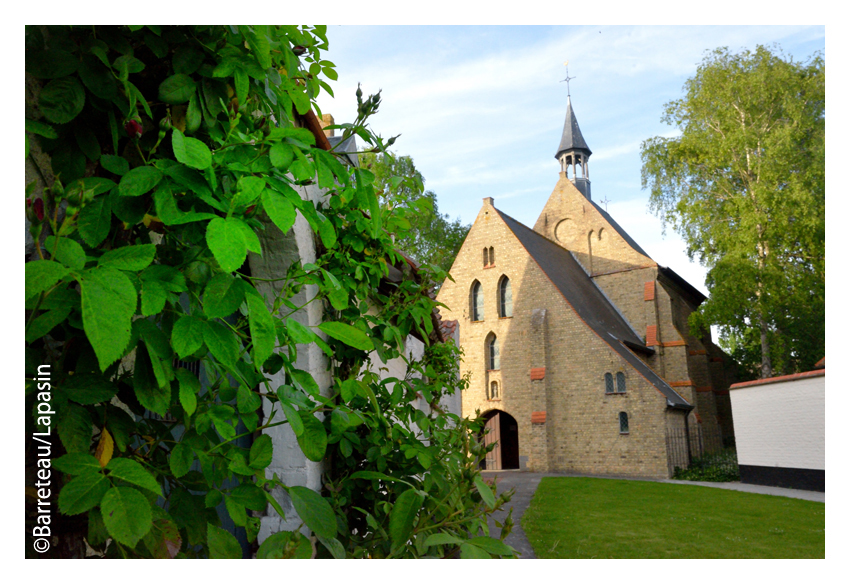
top-left (640, 45), bottom-right (824, 379)
top-left (360, 152), bottom-right (470, 275)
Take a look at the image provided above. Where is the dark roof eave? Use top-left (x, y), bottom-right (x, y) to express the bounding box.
top-left (623, 340), bottom-right (655, 356)
top-left (658, 266), bottom-right (706, 305)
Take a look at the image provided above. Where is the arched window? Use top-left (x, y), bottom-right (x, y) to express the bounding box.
top-left (619, 412), bottom-right (629, 434)
top-left (487, 334), bottom-right (500, 370)
top-left (471, 281), bottom-right (484, 321)
top-left (604, 372), bottom-right (614, 394)
top-left (489, 246), bottom-right (495, 266)
top-left (489, 381), bottom-right (500, 400)
top-left (498, 276), bottom-right (513, 318)
top-left (616, 372), bottom-right (626, 393)
top-left (483, 248), bottom-right (489, 268)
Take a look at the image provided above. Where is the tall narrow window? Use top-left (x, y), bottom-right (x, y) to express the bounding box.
top-left (604, 372), bottom-right (614, 394)
top-left (489, 246), bottom-right (495, 266)
top-left (616, 372), bottom-right (626, 393)
top-left (498, 276), bottom-right (513, 318)
top-left (488, 335), bottom-right (500, 370)
top-left (483, 248), bottom-right (489, 267)
top-left (471, 281), bottom-right (484, 321)
top-left (619, 412), bottom-right (629, 434)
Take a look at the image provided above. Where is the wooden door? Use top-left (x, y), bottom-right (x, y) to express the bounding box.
top-left (484, 412), bottom-right (502, 470)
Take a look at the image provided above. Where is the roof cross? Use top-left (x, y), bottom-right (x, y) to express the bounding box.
top-left (599, 195), bottom-right (611, 211)
top-left (560, 61), bottom-right (576, 96)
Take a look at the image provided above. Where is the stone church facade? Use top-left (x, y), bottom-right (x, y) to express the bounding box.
top-left (436, 97), bottom-right (737, 478)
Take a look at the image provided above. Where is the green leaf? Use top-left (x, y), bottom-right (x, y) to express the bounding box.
top-left (118, 166), bottom-right (163, 197)
top-left (474, 476), bottom-right (496, 509)
top-left (230, 483), bottom-right (267, 511)
top-left (172, 315), bottom-right (206, 359)
top-left (467, 536), bottom-right (515, 557)
top-left (237, 384), bottom-right (262, 414)
top-left (158, 74), bottom-right (196, 104)
top-left (261, 188), bottom-right (297, 235)
top-left (388, 489), bottom-right (424, 550)
top-left (318, 322), bottom-right (373, 351)
top-left (57, 403), bottom-right (93, 453)
top-left (44, 236), bottom-right (86, 271)
top-left (58, 472), bottom-right (109, 515)
top-left (349, 470), bottom-right (414, 487)
top-left (140, 279), bottom-right (167, 316)
top-left (106, 458), bottom-right (162, 496)
top-left (246, 292), bottom-right (275, 367)
top-left (424, 532), bottom-right (465, 547)
top-left (208, 523), bottom-right (243, 558)
top-left (25, 260), bottom-right (70, 301)
top-left (248, 434), bottom-right (273, 470)
top-left (26, 49), bottom-right (79, 79)
top-left (289, 486), bottom-right (336, 540)
top-left (281, 403), bottom-right (303, 437)
top-left (173, 45), bottom-right (205, 75)
top-left (78, 194), bottom-right (113, 248)
top-left (25, 118), bottom-right (58, 139)
top-left (203, 320), bottom-right (241, 367)
top-left (206, 217), bottom-right (247, 273)
top-left (169, 442), bottom-right (194, 479)
top-left (460, 542), bottom-right (491, 559)
top-left (269, 142), bottom-right (295, 170)
top-left (75, 124), bottom-right (101, 161)
top-left (172, 128), bottom-right (212, 170)
top-left (133, 342), bottom-right (171, 416)
top-left (257, 530), bottom-right (312, 559)
top-left (81, 267), bottom-right (137, 371)
top-left (290, 369), bottom-right (319, 396)
top-left (296, 411), bottom-right (327, 462)
top-left (317, 534), bottom-right (346, 559)
top-left (98, 244), bottom-right (156, 271)
top-left (100, 155), bottom-right (130, 176)
top-left (39, 77), bottom-right (85, 124)
top-left (63, 373), bottom-right (118, 405)
top-left (53, 453), bottom-right (103, 475)
top-left (186, 91), bottom-right (202, 134)
top-left (232, 176), bottom-right (265, 209)
top-left (225, 497), bottom-right (248, 526)
top-left (176, 367), bottom-right (200, 416)
top-left (101, 487), bottom-right (153, 548)
top-left (203, 273), bottom-right (245, 319)
top-left (317, 217), bottom-right (337, 249)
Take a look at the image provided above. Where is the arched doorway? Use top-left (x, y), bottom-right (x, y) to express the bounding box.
top-left (480, 410), bottom-right (520, 470)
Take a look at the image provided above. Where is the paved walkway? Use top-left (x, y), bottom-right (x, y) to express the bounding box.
top-left (482, 470), bottom-right (825, 559)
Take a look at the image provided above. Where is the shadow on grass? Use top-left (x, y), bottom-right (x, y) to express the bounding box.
top-left (522, 477), bottom-right (824, 559)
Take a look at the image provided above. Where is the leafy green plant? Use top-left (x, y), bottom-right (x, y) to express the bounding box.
top-left (672, 449), bottom-right (740, 483)
top-left (25, 25), bottom-right (513, 559)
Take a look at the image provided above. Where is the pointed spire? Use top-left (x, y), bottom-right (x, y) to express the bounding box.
top-left (555, 96), bottom-right (591, 160)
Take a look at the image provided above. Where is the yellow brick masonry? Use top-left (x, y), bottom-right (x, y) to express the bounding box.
top-left (438, 174), bottom-right (738, 478)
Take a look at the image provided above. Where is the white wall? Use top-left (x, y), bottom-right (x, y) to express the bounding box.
top-left (730, 374), bottom-right (825, 471)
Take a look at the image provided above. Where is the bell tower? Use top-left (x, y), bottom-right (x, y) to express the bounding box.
top-left (555, 91), bottom-right (592, 199)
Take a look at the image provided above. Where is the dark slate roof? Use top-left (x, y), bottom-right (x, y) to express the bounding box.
top-left (328, 134), bottom-right (359, 167)
top-left (555, 96), bottom-right (592, 159)
top-left (495, 208), bottom-right (691, 408)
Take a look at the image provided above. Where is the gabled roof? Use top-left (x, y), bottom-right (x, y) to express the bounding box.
top-left (495, 208), bottom-right (691, 409)
top-left (555, 96), bottom-right (592, 160)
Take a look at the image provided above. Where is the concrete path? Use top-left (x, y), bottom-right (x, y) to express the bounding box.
top-left (482, 470), bottom-right (825, 559)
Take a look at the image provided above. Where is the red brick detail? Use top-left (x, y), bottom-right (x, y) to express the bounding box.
top-left (695, 386), bottom-right (713, 393)
top-left (815, 357), bottom-right (825, 369)
top-left (668, 380), bottom-right (693, 388)
top-left (644, 281), bottom-right (655, 301)
top-left (646, 325), bottom-right (658, 346)
top-left (689, 349), bottom-right (707, 356)
top-left (531, 411), bottom-right (546, 424)
top-left (530, 367), bottom-right (546, 381)
top-left (694, 412), bottom-right (702, 424)
top-left (710, 357), bottom-right (723, 363)
top-left (730, 369), bottom-right (825, 390)
top-left (662, 340), bottom-right (686, 347)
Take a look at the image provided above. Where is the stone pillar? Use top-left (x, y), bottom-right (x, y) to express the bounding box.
top-left (529, 308), bottom-right (550, 471)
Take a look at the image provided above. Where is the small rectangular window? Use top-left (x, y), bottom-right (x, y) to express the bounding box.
top-left (619, 412), bottom-right (629, 434)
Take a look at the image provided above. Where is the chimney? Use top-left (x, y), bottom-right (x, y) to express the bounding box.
top-left (321, 113), bottom-right (335, 138)
top-left (482, 197), bottom-right (494, 207)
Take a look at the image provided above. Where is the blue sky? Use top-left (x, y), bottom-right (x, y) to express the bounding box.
top-left (315, 25), bottom-right (825, 297)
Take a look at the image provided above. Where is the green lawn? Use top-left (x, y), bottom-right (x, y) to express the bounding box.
top-left (522, 478), bottom-right (824, 558)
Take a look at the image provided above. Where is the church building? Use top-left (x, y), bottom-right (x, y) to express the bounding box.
top-left (436, 96), bottom-right (737, 478)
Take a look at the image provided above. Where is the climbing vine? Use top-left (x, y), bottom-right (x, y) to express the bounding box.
top-left (25, 25), bottom-right (513, 559)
